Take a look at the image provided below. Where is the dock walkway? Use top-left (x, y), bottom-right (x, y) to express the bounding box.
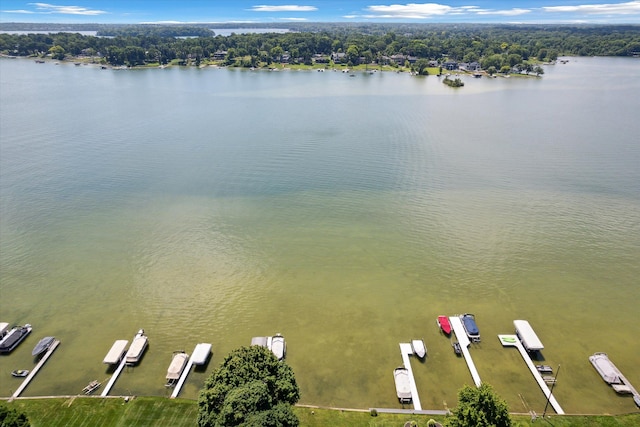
top-left (100, 355), bottom-right (127, 397)
top-left (11, 339), bottom-right (60, 400)
top-left (498, 334), bottom-right (564, 415)
top-left (399, 343), bottom-right (422, 411)
top-left (449, 316), bottom-right (481, 387)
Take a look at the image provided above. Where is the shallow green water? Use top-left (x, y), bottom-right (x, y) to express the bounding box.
top-left (1, 57), bottom-right (639, 414)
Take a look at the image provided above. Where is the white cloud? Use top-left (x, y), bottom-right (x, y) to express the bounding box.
top-left (1, 9), bottom-right (36, 14)
top-left (28, 2), bottom-right (107, 15)
top-left (280, 17), bottom-right (309, 21)
top-left (250, 5), bottom-right (318, 12)
top-left (363, 3), bottom-right (532, 19)
top-left (543, 1), bottom-right (640, 15)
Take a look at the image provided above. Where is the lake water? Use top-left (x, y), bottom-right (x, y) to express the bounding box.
top-left (1, 57), bottom-right (639, 415)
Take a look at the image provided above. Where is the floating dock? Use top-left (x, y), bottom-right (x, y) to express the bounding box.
top-left (170, 343), bottom-right (211, 399)
top-left (449, 316), bottom-right (482, 387)
top-left (399, 342), bottom-right (422, 410)
top-left (498, 334), bottom-right (564, 415)
top-left (10, 339), bottom-right (60, 400)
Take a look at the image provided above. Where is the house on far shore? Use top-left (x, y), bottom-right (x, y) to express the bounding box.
top-left (443, 61), bottom-right (458, 70)
top-left (212, 50), bottom-right (227, 60)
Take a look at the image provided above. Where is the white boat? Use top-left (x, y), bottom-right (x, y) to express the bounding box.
top-left (411, 339), bottom-right (427, 359)
top-left (0, 324), bottom-right (32, 354)
top-left (393, 367), bottom-right (412, 404)
top-left (165, 351), bottom-right (189, 387)
top-left (125, 329), bottom-right (148, 365)
top-left (271, 334), bottom-right (286, 360)
top-left (83, 380), bottom-right (101, 394)
top-left (103, 340), bottom-right (129, 365)
top-left (32, 336), bottom-right (55, 357)
top-left (589, 352), bottom-right (633, 394)
top-left (460, 313), bottom-right (481, 342)
top-left (191, 343), bottom-right (212, 365)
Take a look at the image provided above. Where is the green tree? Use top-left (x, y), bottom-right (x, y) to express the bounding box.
top-left (414, 58), bottom-right (430, 75)
top-left (446, 383), bottom-right (511, 427)
top-left (48, 44), bottom-right (65, 60)
top-left (197, 345), bottom-right (300, 427)
top-left (0, 404), bottom-right (30, 427)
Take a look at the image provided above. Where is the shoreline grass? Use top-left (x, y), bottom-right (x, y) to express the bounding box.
top-left (2, 397), bottom-right (639, 426)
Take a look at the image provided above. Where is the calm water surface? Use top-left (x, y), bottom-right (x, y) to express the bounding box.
top-left (1, 57), bottom-right (639, 414)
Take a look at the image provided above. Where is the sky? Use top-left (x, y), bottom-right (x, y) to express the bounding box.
top-left (1, 1), bottom-right (640, 24)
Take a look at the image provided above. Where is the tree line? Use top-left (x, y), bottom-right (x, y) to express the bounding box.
top-left (1, 23), bottom-right (639, 68)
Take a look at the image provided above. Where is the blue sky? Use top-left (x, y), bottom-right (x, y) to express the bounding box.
top-left (1, 1), bottom-right (640, 24)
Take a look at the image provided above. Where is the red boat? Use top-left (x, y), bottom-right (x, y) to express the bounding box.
top-left (437, 316), bottom-right (452, 335)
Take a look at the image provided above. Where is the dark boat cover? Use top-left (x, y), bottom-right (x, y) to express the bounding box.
top-left (462, 316), bottom-right (479, 335)
top-left (0, 327), bottom-right (30, 353)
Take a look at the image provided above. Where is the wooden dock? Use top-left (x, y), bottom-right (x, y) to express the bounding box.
top-left (449, 316), bottom-right (482, 387)
top-left (399, 342), bottom-right (422, 410)
top-left (10, 339), bottom-right (60, 400)
top-left (498, 334), bottom-right (565, 415)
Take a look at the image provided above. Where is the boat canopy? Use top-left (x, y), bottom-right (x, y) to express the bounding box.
top-left (191, 343), bottom-right (212, 365)
top-left (0, 323), bottom-right (9, 336)
top-left (103, 340), bottom-right (129, 364)
top-left (590, 353), bottom-right (621, 384)
top-left (251, 336), bottom-right (268, 347)
top-left (514, 320), bottom-right (544, 351)
top-left (166, 352), bottom-right (189, 380)
top-left (461, 315), bottom-right (480, 336)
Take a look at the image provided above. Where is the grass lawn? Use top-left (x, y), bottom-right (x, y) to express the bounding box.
top-left (3, 397), bottom-right (639, 426)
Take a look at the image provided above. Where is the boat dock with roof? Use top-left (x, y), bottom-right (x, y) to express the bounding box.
top-left (101, 330), bottom-right (143, 397)
top-left (589, 352), bottom-right (640, 407)
top-left (170, 343), bottom-right (212, 399)
top-left (449, 316), bottom-right (482, 387)
top-left (514, 320), bottom-right (544, 352)
top-left (499, 334), bottom-right (565, 414)
top-left (10, 339), bottom-right (60, 400)
top-left (103, 340), bottom-right (129, 365)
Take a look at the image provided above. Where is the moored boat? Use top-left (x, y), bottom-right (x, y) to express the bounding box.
top-left (393, 367), bottom-right (412, 404)
top-left (125, 329), bottom-right (148, 365)
top-left (11, 369), bottom-right (29, 377)
top-left (165, 351), bottom-right (189, 387)
top-left (460, 314), bottom-right (481, 342)
top-left (271, 334), bottom-right (286, 360)
top-left (0, 324), bottom-right (32, 354)
top-left (411, 339), bottom-right (427, 359)
top-left (452, 341), bottom-right (462, 355)
top-left (32, 336), bottom-right (55, 357)
top-left (83, 380), bottom-right (101, 394)
top-left (437, 316), bottom-right (452, 335)
top-left (588, 352), bottom-right (635, 394)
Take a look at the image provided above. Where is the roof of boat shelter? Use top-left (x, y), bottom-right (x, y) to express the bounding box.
top-left (103, 340), bottom-right (129, 364)
top-left (513, 320), bottom-right (544, 351)
top-left (191, 343), bottom-right (212, 365)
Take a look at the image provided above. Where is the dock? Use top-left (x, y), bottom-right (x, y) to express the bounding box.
top-left (498, 334), bottom-right (565, 415)
top-left (100, 353), bottom-right (128, 397)
top-left (449, 316), bottom-right (482, 387)
top-left (170, 343), bottom-right (211, 399)
top-left (399, 342), bottom-right (422, 410)
top-left (11, 339), bottom-right (60, 400)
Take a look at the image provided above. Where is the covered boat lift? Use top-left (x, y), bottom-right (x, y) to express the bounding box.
top-left (170, 343), bottom-right (212, 399)
top-left (514, 320), bottom-right (544, 352)
top-left (103, 340), bottom-right (129, 365)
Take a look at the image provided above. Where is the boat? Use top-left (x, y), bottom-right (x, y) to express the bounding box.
top-left (11, 370), bottom-right (29, 377)
top-left (393, 367), bottom-right (412, 404)
top-left (125, 329), bottom-right (148, 365)
top-left (437, 316), bottom-right (452, 335)
top-left (82, 380), bottom-right (101, 394)
top-left (452, 341), bottom-right (462, 355)
top-left (589, 352), bottom-right (633, 394)
top-left (411, 339), bottom-right (427, 359)
top-left (32, 336), bottom-right (55, 357)
top-left (165, 351), bottom-right (189, 387)
top-left (460, 314), bottom-right (481, 342)
top-left (103, 340), bottom-right (129, 365)
top-left (536, 365), bottom-right (553, 374)
top-left (0, 324), bottom-right (32, 354)
top-left (271, 334), bottom-right (286, 360)
top-left (0, 323), bottom-right (9, 337)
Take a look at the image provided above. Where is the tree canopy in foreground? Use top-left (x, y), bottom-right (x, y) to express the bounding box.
top-left (446, 383), bottom-right (512, 427)
top-left (197, 345), bottom-right (300, 427)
